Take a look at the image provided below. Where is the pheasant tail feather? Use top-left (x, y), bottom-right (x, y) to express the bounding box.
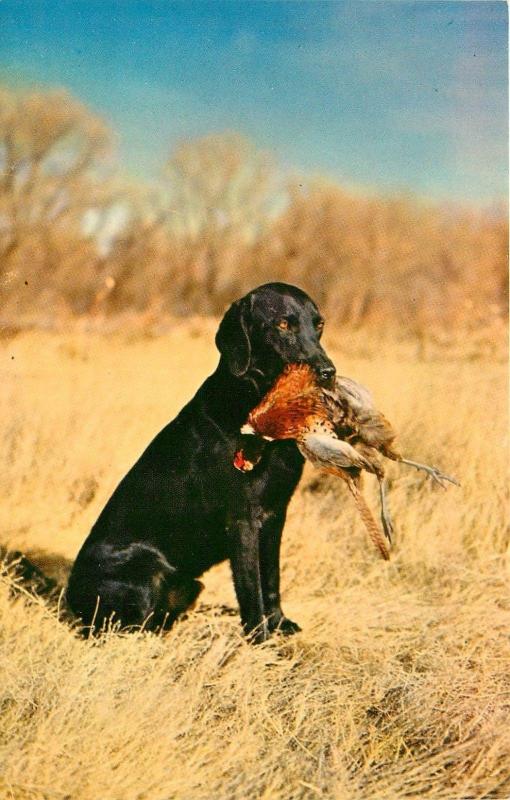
top-left (346, 477), bottom-right (391, 561)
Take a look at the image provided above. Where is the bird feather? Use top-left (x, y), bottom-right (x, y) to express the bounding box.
top-left (300, 432), bottom-right (374, 472)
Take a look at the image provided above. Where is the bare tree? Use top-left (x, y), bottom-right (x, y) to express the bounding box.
top-left (0, 86), bottom-right (113, 320)
top-left (163, 132), bottom-right (277, 311)
top-left (0, 87), bottom-right (506, 346)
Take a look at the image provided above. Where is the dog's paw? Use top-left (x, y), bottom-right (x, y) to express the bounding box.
top-left (274, 616), bottom-right (302, 636)
top-left (244, 620), bottom-right (271, 644)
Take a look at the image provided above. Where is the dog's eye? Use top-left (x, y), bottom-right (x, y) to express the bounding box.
top-left (315, 319), bottom-right (324, 332)
top-left (277, 319), bottom-right (289, 331)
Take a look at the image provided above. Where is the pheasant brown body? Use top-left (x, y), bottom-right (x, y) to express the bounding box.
top-left (243, 365), bottom-right (327, 441)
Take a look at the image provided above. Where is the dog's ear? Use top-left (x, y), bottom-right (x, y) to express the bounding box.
top-left (215, 297), bottom-right (252, 377)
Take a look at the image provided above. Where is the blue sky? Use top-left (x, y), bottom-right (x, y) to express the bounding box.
top-left (0, 1), bottom-right (507, 203)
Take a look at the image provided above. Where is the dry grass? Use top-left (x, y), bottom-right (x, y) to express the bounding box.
top-left (0, 321), bottom-right (508, 800)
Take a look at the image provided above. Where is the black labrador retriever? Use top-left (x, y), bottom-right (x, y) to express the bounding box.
top-left (67, 283), bottom-right (336, 641)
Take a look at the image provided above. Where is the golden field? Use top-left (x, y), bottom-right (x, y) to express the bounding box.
top-left (0, 321), bottom-right (508, 800)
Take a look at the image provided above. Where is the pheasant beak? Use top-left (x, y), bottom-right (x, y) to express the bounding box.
top-left (241, 423), bottom-right (255, 435)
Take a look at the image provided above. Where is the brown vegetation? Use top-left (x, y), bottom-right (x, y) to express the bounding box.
top-left (0, 87), bottom-right (507, 352)
top-left (0, 325), bottom-right (508, 799)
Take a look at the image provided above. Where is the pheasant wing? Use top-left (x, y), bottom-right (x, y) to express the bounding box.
top-left (329, 376), bottom-right (375, 412)
top-left (300, 432), bottom-right (375, 472)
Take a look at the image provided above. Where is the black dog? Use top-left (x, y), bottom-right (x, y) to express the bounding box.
top-left (67, 283), bottom-right (336, 641)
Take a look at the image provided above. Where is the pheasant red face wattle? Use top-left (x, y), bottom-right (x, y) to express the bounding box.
top-left (233, 449), bottom-right (254, 472)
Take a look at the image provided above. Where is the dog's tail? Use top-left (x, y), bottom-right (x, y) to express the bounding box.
top-left (0, 547), bottom-right (59, 599)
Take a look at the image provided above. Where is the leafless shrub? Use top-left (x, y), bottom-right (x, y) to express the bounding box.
top-left (251, 181), bottom-right (508, 346)
top-left (161, 132), bottom-right (278, 312)
top-left (0, 87), bottom-right (116, 322)
top-left (0, 87), bottom-right (507, 349)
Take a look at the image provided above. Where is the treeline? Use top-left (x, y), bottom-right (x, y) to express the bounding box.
top-left (0, 87), bottom-right (507, 343)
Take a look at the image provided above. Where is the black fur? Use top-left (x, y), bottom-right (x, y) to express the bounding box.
top-left (66, 283), bottom-right (336, 641)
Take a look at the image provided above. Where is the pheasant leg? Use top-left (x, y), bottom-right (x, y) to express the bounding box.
top-left (399, 459), bottom-right (460, 489)
top-left (378, 478), bottom-right (394, 542)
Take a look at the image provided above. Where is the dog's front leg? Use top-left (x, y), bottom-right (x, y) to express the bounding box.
top-left (228, 516), bottom-right (269, 643)
top-left (259, 509), bottom-right (302, 636)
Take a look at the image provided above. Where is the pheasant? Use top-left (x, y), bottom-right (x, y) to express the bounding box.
top-left (236, 364), bottom-right (458, 560)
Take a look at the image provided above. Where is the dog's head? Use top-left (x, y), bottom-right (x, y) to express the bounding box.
top-left (216, 282), bottom-right (336, 391)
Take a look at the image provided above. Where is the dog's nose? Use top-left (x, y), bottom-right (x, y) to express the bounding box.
top-left (318, 365), bottom-right (336, 386)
